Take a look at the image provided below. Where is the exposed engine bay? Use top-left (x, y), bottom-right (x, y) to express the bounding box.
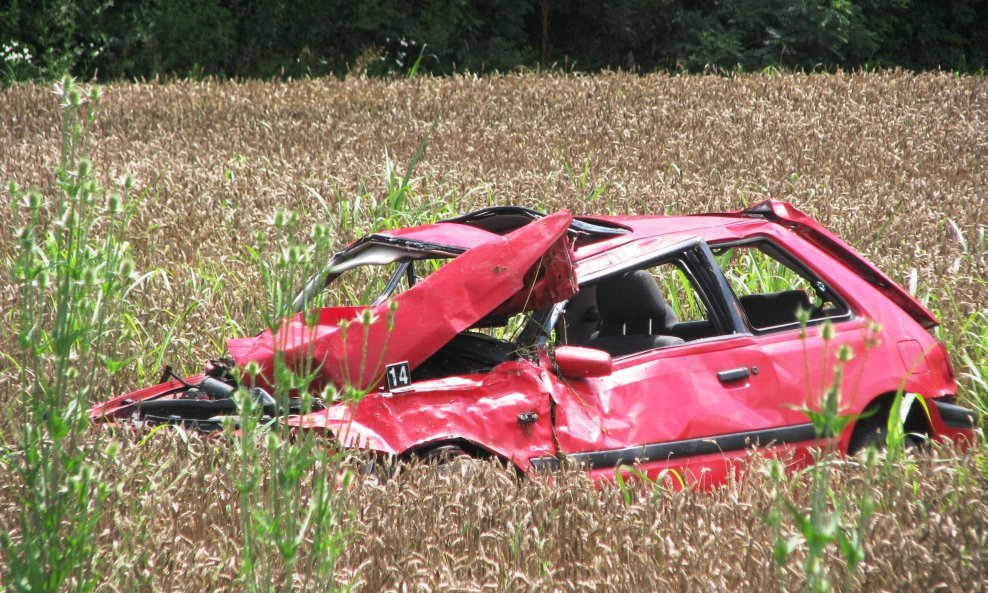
top-left (121, 359), bottom-right (326, 432)
top-left (123, 329), bottom-right (523, 430)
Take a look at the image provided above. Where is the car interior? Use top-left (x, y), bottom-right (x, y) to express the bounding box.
top-left (558, 266), bottom-right (721, 357)
top-left (414, 239), bottom-right (854, 373)
top-left (556, 241), bottom-right (851, 358)
top-left (713, 241), bottom-right (851, 331)
top-left (737, 290), bottom-right (812, 329)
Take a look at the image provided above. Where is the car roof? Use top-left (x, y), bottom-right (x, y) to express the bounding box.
top-left (373, 206), bottom-right (762, 261)
top-left (351, 200), bottom-right (940, 329)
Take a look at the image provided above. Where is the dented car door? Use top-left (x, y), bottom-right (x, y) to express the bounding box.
top-left (539, 240), bottom-right (816, 486)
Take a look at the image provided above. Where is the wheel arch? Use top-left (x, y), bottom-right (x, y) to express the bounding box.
top-left (401, 437), bottom-right (523, 473)
top-left (845, 390), bottom-right (932, 453)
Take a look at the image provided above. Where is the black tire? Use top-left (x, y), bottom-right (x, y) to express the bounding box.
top-left (848, 414), bottom-right (925, 455)
top-left (848, 419), bottom-right (887, 455)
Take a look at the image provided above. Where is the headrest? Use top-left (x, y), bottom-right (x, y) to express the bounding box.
top-left (595, 270), bottom-right (674, 325)
top-left (739, 290), bottom-right (811, 328)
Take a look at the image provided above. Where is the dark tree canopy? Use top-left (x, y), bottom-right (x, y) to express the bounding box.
top-left (1, 0), bottom-right (985, 81)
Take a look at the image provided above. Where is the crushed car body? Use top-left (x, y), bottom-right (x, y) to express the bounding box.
top-left (90, 201), bottom-right (979, 487)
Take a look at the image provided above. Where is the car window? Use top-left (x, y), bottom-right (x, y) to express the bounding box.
top-left (712, 242), bottom-right (850, 332)
top-left (650, 262), bottom-right (708, 323)
top-left (557, 255), bottom-right (726, 357)
top-left (312, 257), bottom-right (451, 308)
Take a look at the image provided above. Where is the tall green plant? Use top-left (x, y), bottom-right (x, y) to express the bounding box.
top-left (961, 309), bottom-right (988, 422)
top-left (1, 76), bottom-right (141, 593)
top-left (769, 320), bottom-right (876, 593)
top-left (234, 207), bottom-right (374, 593)
top-left (328, 122), bottom-right (462, 244)
top-left (230, 121), bottom-right (471, 591)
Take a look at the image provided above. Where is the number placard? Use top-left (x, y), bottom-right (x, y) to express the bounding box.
top-left (385, 361), bottom-right (411, 390)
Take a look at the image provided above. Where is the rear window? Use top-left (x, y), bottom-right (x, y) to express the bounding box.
top-left (712, 241), bottom-right (851, 332)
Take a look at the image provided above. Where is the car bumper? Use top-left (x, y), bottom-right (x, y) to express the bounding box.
top-left (931, 399), bottom-right (980, 447)
top-left (934, 399), bottom-right (980, 429)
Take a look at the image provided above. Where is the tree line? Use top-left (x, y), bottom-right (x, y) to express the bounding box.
top-left (1, 0), bottom-right (985, 82)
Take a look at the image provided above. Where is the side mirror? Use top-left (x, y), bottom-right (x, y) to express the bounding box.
top-left (553, 346), bottom-right (612, 379)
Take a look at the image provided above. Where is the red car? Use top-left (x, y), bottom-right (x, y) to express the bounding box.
top-left (90, 201), bottom-right (978, 487)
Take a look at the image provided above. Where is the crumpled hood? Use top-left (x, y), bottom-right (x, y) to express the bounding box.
top-left (227, 210), bottom-right (577, 392)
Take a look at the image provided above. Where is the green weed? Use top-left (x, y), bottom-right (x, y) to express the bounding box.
top-left (1, 77), bottom-right (143, 593)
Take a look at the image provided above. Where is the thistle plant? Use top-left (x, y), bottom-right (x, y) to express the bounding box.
top-left (234, 208), bottom-right (359, 593)
top-left (768, 319), bottom-right (877, 593)
top-left (1, 76), bottom-right (142, 593)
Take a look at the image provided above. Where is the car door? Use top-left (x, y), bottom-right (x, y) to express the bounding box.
top-left (710, 237), bottom-right (870, 443)
top-left (544, 241), bottom-right (816, 487)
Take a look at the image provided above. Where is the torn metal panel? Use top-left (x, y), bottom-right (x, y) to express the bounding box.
top-left (288, 359), bottom-right (557, 468)
top-left (480, 235), bottom-right (578, 326)
top-left (88, 376), bottom-right (201, 422)
top-left (228, 210), bottom-right (577, 393)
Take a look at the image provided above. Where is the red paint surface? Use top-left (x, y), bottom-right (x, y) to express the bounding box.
top-left (91, 201), bottom-right (977, 486)
top-left (227, 211), bottom-right (576, 392)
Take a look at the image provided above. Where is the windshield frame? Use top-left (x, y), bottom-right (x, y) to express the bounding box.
top-left (292, 236), bottom-right (464, 312)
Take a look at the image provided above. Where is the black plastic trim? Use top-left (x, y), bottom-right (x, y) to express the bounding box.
top-left (530, 423), bottom-right (817, 472)
top-left (695, 241), bottom-right (748, 334)
top-left (934, 399), bottom-right (979, 429)
top-left (346, 234), bottom-right (468, 257)
top-left (717, 367), bottom-right (750, 383)
top-left (443, 205), bottom-right (543, 224)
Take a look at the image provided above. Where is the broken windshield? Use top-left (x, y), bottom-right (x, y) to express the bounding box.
top-left (233, 211), bottom-right (577, 392)
top-left (292, 238), bottom-right (462, 312)
top-left (292, 238), bottom-right (550, 353)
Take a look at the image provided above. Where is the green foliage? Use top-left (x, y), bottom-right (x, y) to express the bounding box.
top-left (613, 464), bottom-right (682, 502)
top-left (769, 320), bottom-right (876, 593)
top-left (228, 137), bottom-right (454, 590)
top-left (857, 0), bottom-right (988, 70)
top-left (1, 77), bottom-right (142, 593)
top-left (376, 0), bottom-right (536, 75)
top-left (231, 193), bottom-right (352, 593)
top-left (960, 309), bottom-right (988, 422)
top-left (1, 0), bottom-right (984, 82)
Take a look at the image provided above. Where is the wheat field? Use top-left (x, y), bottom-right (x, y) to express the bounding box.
top-left (0, 72), bottom-right (986, 592)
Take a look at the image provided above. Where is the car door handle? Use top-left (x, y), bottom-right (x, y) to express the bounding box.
top-left (717, 367), bottom-right (750, 383)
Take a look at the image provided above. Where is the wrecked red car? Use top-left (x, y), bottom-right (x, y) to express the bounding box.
top-left (90, 201), bottom-right (978, 487)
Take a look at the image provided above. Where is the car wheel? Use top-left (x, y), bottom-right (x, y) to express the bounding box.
top-left (848, 415), bottom-right (925, 455)
top-left (419, 444), bottom-right (486, 478)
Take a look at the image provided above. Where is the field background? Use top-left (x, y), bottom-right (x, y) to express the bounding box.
top-left (1, 72), bottom-right (987, 591)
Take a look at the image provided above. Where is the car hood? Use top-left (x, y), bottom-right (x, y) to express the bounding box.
top-left (227, 210), bottom-right (577, 393)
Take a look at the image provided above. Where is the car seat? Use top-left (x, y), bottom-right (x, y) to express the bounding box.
top-left (585, 270), bottom-right (685, 357)
top-left (738, 289), bottom-right (811, 329)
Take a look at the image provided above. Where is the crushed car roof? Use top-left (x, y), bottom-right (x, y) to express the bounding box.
top-left (372, 206), bottom-right (741, 256)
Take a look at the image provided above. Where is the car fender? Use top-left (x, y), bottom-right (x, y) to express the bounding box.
top-left (288, 359), bottom-right (558, 471)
